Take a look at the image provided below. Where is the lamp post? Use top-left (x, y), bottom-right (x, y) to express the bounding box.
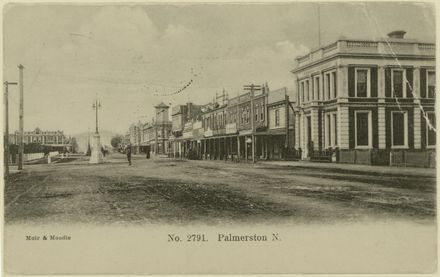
top-left (93, 100), bottom-right (101, 133)
top-left (89, 99), bottom-right (104, 164)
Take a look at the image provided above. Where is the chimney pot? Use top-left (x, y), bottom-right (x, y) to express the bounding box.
top-left (387, 30), bottom-right (406, 39)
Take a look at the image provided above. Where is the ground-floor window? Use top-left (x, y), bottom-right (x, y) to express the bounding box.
top-left (427, 112), bottom-right (436, 147)
top-left (355, 110), bottom-right (372, 148)
top-left (391, 111), bottom-right (408, 148)
top-left (324, 112), bottom-right (338, 148)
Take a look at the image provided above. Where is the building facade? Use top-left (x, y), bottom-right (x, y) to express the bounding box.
top-left (9, 128), bottom-right (66, 145)
top-left (169, 102), bottom-right (202, 158)
top-left (196, 84), bottom-right (296, 162)
top-left (292, 30), bottom-right (435, 167)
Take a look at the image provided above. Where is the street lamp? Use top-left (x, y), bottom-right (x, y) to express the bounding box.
top-left (89, 98), bottom-right (104, 164)
top-left (92, 100), bottom-right (101, 134)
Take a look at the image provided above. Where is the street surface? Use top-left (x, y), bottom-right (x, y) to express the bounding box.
top-left (4, 153), bottom-right (436, 225)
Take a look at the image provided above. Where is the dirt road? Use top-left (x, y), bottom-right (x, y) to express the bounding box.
top-left (4, 153), bottom-right (436, 225)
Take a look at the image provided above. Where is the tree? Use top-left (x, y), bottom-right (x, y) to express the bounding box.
top-left (86, 142), bottom-right (91, 156)
top-left (111, 135), bottom-right (123, 149)
top-left (70, 137), bottom-right (79, 153)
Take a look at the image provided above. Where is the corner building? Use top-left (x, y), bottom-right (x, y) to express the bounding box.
top-left (292, 31), bottom-right (435, 167)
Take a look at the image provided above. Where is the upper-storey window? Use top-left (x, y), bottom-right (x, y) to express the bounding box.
top-left (392, 69), bottom-right (406, 98)
top-left (305, 79), bottom-right (310, 102)
top-left (355, 68), bottom-right (370, 97)
top-left (313, 75), bottom-right (320, 100)
top-left (299, 79), bottom-right (311, 103)
top-left (300, 82), bottom-right (304, 104)
top-left (427, 70), bottom-right (436, 98)
top-left (324, 71), bottom-right (337, 100)
top-left (255, 104), bottom-right (259, 122)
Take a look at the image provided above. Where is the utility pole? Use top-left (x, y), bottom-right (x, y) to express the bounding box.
top-left (244, 84), bottom-right (262, 163)
top-left (4, 81), bottom-right (18, 177)
top-left (317, 3), bottom-right (321, 47)
top-left (18, 64), bottom-right (24, 170)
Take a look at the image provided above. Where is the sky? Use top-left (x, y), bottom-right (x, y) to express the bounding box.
top-left (3, 2), bottom-right (435, 135)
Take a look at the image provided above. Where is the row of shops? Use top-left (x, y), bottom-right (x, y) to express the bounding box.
top-left (168, 86), bottom-right (297, 162)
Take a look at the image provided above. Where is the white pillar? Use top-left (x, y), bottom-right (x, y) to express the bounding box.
top-left (337, 106), bottom-right (349, 149)
top-left (414, 107), bottom-right (422, 149)
top-left (294, 112), bottom-right (300, 149)
top-left (378, 106), bottom-right (386, 149)
top-left (378, 66), bottom-right (385, 98)
top-left (378, 66), bottom-right (386, 149)
top-left (89, 133), bottom-right (104, 164)
top-left (319, 71), bottom-right (325, 100)
top-left (337, 65), bottom-right (347, 98)
top-left (311, 109), bottom-right (319, 150)
top-left (413, 67), bottom-right (422, 149)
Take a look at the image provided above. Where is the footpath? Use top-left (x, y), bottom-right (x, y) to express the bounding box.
top-left (259, 160), bottom-right (436, 177)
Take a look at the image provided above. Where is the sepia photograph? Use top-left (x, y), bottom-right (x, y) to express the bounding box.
top-left (2, 1), bottom-right (437, 275)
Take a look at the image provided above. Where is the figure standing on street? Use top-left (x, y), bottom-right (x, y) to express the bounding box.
top-left (126, 145), bottom-right (132, 166)
top-left (146, 146), bottom-right (150, 159)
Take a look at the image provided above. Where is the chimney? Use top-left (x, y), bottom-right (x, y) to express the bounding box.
top-left (387, 30), bottom-right (406, 39)
top-left (187, 102), bottom-right (192, 121)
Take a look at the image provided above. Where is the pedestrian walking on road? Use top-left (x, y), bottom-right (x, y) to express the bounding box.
top-left (126, 145), bottom-right (132, 166)
top-left (146, 145), bottom-right (150, 159)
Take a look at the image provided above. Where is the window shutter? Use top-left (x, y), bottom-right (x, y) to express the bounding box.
top-left (371, 67), bottom-right (378, 97)
top-left (348, 66), bottom-right (355, 97)
top-left (385, 109), bottom-right (391, 149)
top-left (406, 68), bottom-right (413, 98)
top-left (421, 111), bottom-right (426, 149)
top-left (385, 68), bottom-right (391, 97)
top-left (348, 108), bottom-right (355, 149)
top-left (420, 69), bottom-right (427, 98)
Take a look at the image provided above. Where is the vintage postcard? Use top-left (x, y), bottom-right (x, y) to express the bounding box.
top-left (2, 1), bottom-right (438, 275)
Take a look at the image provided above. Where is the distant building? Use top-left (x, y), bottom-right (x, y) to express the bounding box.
top-left (9, 127), bottom-right (66, 145)
top-left (292, 30), bottom-right (435, 167)
top-left (169, 102), bottom-right (203, 157)
top-left (128, 102), bottom-right (173, 155)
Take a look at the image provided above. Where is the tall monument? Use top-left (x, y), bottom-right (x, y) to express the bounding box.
top-left (89, 99), bottom-right (104, 164)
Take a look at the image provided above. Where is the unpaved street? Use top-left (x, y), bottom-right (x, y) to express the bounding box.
top-left (4, 153), bottom-right (436, 225)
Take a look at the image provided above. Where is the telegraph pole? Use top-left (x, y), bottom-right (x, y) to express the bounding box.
top-left (4, 81), bottom-right (18, 176)
top-left (18, 64), bottom-right (24, 170)
top-left (244, 84), bottom-right (262, 163)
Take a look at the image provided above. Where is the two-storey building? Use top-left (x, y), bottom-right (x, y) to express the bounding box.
top-left (292, 30), bottom-right (435, 167)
